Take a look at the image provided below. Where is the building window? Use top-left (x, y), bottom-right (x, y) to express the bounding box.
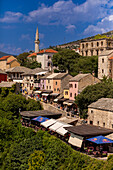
top-left (109, 69), bottom-right (111, 73)
top-left (91, 50), bottom-right (93, 56)
top-left (97, 42), bottom-right (99, 46)
top-left (75, 93), bottom-right (76, 98)
top-left (103, 122), bottom-right (105, 127)
top-left (86, 43), bottom-right (88, 47)
top-left (90, 121), bottom-right (93, 125)
top-left (46, 86), bottom-right (48, 89)
top-left (82, 44), bottom-right (84, 48)
top-left (56, 81), bottom-right (57, 85)
top-left (69, 84), bottom-right (73, 88)
top-left (70, 93), bottom-right (72, 97)
top-left (96, 50), bottom-right (99, 55)
top-left (48, 55), bottom-right (51, 59)
top-left (108, 42), bottom-right (111, 46)
top-left (75, 84), bottom-right (77, 88)
top-left (97, 121), bottom-right (99, 126)
top-left (49, 86), bottom-right (51, 89)
top-left (54, 88), bottom-right (56, 91)
top-left (102, 58), bottom-right (104, 63)
top-left (43, 85), bottom-right (44, 89)
top-left (91, 42), bottom-right (93, 47)
top-left (48, 80), bottom-right (50, 83)
top-left (102, 69), bottom-right (104, 73)
top-left (17, 73), bottom-right (19, 78)
top-left (65, 91), bottom-right (68, 95)
top-left (101, 41), bottom-right (103, 46)
top-left (91, 110), bottom-right (93, 113)
top-left (57, 88), bottom-right (59, 91)
top-left (86, 51), bottom-right (88, 56)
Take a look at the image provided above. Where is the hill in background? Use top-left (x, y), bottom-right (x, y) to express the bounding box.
top-left (0, 51), bottom-right (16, 58)
top-left (55, 30), bottom-right (113, 49)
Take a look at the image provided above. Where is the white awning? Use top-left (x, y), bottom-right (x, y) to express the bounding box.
top-left (34, 90), bottom-right (42, 94)
top-left (63, 102), bottom-right (73, 105)
top-left (41, 119), bottom-right (56, 128)
top-left (49, 122), bottom-right (65, 131)
top-left (13, 79), bottom-right (23, 83)
top-left (42, 93), bottom-right (49, 96)
top-left (54, 98), bottom-right (58, 102)
top-left (36, 71), bottom-right (47, 75)
top-left (56, 124), bottom-right (72, 136)
top-left (68, 133), bottom-right (83, 148)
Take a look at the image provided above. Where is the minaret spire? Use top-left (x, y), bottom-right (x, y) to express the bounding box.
top-left (35, 26), bottom-right (40, 53)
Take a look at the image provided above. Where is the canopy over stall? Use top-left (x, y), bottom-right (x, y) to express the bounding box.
top-left (20, 110), bottom-right (62, 119)
top-left (32, 116), bottom-right (49, 123)
top-left (68, 133), bottom-right (84, 147)
top-left (87, 135), bottom-right (113, 144)
top-left (65, 124), bottom-right (113, 137)
top-left (41, 119), bottom-right (57, 128)
top-left (56, 124), bottom-right (72, 136)
top-left (49, 121), bottom-right (66, 131)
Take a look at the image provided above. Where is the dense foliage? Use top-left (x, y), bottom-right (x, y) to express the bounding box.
top-left (52, 49), bottom-right (98, 76)
top-left (75, 80), bottom-right (113, 118)
top-left (17, 52), bottom-right (41, 69)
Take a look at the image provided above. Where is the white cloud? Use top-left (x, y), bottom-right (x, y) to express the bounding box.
top-left (84, 14), bottom-right (113, 36)
top-left (66, 24), bottom-right (76, 32)
top-left (0, 0), bottom-right (111, 26)
top-left (0, 11), bottom-right (23, 23)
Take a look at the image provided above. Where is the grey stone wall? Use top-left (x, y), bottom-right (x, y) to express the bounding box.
top-left (88, 107), bottom-right (113, 129)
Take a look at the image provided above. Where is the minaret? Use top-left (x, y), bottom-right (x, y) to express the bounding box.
top-left (35, 26), bottom-right (40, 53)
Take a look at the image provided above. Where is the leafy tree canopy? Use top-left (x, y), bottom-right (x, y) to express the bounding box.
top-left (75, 81), bottom-right (113, 118)
top-left (52, 49), bottom-right (98, 76)
top-left (17, 52), bottom-right (41, 69)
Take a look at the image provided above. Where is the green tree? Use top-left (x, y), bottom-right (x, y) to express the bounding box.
top-left (28, 150), bottom-right (45, 170)
top-left (17, 52), bottom-right (30, 66)
top-left (75, 81), bottom-right (113, 118)
top-left (52, 49), bottom-right (98, 76)
top-left (52, 49), bottom-right (80, 74)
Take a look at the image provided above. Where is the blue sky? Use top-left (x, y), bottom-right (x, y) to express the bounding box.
top-left (0, 0), bottom-right (113, 55)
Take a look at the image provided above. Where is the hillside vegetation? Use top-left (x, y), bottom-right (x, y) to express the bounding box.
top-left (52, 49), bottom-right (98, 76)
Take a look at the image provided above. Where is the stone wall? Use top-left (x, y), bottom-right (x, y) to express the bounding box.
top-left (88, 107), bottom-right (113, 129)
top-left (80, 39), bottom-right (113, 56)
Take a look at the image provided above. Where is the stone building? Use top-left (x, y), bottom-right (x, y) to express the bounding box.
top-left (88, 98), bottom-right (113, 129)
top-left (6, 66), bottom-right (31, 83)
top-left (36, 49), bottom-right (58, 70)
top-left (98, 50), bottom-right (113, 80)
top-left (69, 73), bottom-right (100, 101)
top-left (0, 55), bottom-right (20, 70)
top-left (80, 39), bottom-right (113, 56)
top-left (22, 68), bottom-right (46, 94)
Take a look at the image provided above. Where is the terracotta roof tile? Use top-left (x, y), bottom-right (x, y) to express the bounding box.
top-left (7, 59), bottom-right (16, 64)
top-left (27, 53), bottom-right (38, 58)
top-left (0, 55), bottom-right (11, 61)
top-left (37, 49), bottom-right (58, 54)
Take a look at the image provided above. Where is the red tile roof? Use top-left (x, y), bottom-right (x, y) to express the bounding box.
top-left (37, 49), bottom-right (58, 54)
top-left (27, 53), bottom-right (38, 58)
top-left (7, 59), bottom-right (17, 64)
top-left (109, 56), bottom-right (113, 60)
top-left (0, 55), bottom-right (11, 61)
